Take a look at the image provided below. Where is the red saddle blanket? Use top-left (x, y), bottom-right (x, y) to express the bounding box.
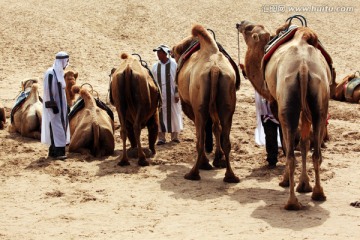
top-left (262, 26), bottom-right (333, 76)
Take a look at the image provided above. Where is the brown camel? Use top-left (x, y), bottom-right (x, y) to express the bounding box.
top-left (64, 70), bottom-right (79, 107)
top-left (69, 85), bottom-right (115, 157)
top-left (9, 78), bottom-right (42, 139)
top-left (331, 71), bottom-right (360, 103)
top-left (110, 53), bottom-right (160, 166)
top-left (238, 20), bottom-right (331, 210)
top-left (172, 24), bottom-right (239, 183)
top-left (0, 101), bottom-right (6, 130)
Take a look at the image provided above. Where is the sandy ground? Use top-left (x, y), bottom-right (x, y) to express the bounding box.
top-left (1, 0), bottom-right (360, 239)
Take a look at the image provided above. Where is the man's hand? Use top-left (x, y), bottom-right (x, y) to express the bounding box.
top-left (175, 96), bottom-right (180, 103)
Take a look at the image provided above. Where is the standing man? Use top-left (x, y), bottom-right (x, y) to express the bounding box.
top-left (41, 51), bottom-right (70, 160)
top-left (254, 90), bottom-right (283, 168)
top-left (152, 44), bottom-right (183, 145)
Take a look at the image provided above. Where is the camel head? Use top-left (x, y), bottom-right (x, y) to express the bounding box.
top-left (64, 70), bottom-right (78, 89)
top-left (236, 21), bottom-right (271, 49)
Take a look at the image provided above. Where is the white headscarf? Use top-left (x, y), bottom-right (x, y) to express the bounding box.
top-left (53, 51), bottom-right (69, 88)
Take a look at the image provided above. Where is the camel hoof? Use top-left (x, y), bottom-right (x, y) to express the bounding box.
top-left (213, 159), bottom-right (226, 168)
top-left (311, 192), bottom-right (326, 201)
top-left (296, 182), bottom-right (313, 193)
top-left (284, 202), bottom-right (302, 211)
top-left (279, 180), bottom-right (290, 188)
top-left (118, 160), bottom-right (130, 166)
top-left (184, 172), bottom-right (201, 181)
top-left (223, 174), bottom-right (240, 183)
top-left (199, 161), bottom-right (213, 170)
top-left (138, 158), bottom-right (150, 167)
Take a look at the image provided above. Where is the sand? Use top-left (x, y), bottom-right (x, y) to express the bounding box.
top-left (0, 0), bottom-right (359, 239)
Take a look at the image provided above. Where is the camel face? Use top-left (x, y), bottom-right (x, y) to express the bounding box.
top-left (0, 101), bottom-right (6, 130)
top-left (238, 18), bottom-right (331, 210)
top-left (110, 53), bottom-right (160, 167)
top-left (64, 70), bottom-right (79, 107)
top-left (69, 86), bottom-right (115, 157)
top-left (173, 24), bottom-right (239, 183)
top-left (9, 79), bottom-right (42, 139)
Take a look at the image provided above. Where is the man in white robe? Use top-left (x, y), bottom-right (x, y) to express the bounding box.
top-left (41, 51), bottom-right (70, 160)
top-left (254, 90), bottom-right (282, 168)
top-left (152, 44), bottom-right (183, 145)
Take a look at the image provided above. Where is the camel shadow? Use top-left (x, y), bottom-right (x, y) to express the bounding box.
top-left (229, 187), bottom-right (330, 230)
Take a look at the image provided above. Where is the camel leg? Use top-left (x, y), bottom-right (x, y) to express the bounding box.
top-left (134, 109), bottom-right (148, 167)
top-left (296, 118), bottom-right (312, 193)
top-left (212, 120), bottom-right (226, 169)
top-left (279, 128), bottom-right (290, 187)
top-left (69, 127), bottom-right (91, 153)
top-left (126, 120), bottom-right (137, 149)
top-left (146, 113), bottom-right (159, 156)
top-left (99, 129), bottom-right (115, 157)
top-left (220, 119), bottom-right (239, 183)
top-left (311, 119), bottom-right (326, 201)
top-left (184, 117), bottom-right (207, 181)
top-left (118, 108), bottom-right (130, 166)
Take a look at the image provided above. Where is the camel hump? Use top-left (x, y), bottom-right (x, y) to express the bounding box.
top-left (79, 88), bottom-right (93, 102)
top-left (121, 53), bottom-right (129, 60)
top-left (192, 24), bottom-right (212, 43)
top-left (297, 27), bottom-right (318, 47)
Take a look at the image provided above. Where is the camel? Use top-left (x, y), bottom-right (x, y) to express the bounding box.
top-left (9, 78), bottom-right (42, 139)
top-left (68, 85), bottom-right (115, 157)
top-left (110, 53), bottom-right (161, 166)
top-left (172, 24), bottom-right (239, 183)
top-left (331, 71), bottom-right (360, 103)
top-left (0, 101), bottom-right (6, 129)
top-left (237, 19), bottom-right (331, 210)
top-left (64, 70), bottom-right (79, 107)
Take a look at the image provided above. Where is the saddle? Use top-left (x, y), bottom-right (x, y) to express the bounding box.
top-left (176, 38), bottom-right (241, 90)
top-left (68, 97), bottom-right (114, 121)
top-left (345, 76), bottom-right (360, 102)
top-left (10, 90), bottom-right (42, 123)
top-left (261, 15), bottom-right (334, 81)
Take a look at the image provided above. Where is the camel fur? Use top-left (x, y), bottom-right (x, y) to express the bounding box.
top-left (9, 79), bottom-right (42, 139)
top-left (69, 85), bottom-right (115, 157)
top-left (238, 21), bottom-right (331, 210)
top-left (110, 53), bottom-right (160, 166)
top-left (172, 24), bottom-right (239, 183)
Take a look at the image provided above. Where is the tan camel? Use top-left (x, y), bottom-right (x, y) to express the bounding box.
top-left (331, 71), bottom-right (360, 103)
top-left (238, 21), bottom-right (331, 210)
top-left (0, 101), bottom-right (6, 129)
top-left (9, 78), bottom-right (42, 139)
top-left (64, 70), bottom-right (79, 107)
top-left (69, 85), bottom-right (115, 157)
top-left (110, 53), bottom-right (160, 166)
top-left (172, 24), bottom-right (239, 183)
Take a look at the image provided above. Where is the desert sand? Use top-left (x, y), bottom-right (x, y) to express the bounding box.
top-left (0, 0), bottom-right (360, 239)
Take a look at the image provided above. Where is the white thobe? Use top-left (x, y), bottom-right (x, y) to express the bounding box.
top-left (152, 58), bottom-right (183, 133)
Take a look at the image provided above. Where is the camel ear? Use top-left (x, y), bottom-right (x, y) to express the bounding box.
top-left (74, 72), bottom-right (78, 79)
top-left (252, 33), bottom-right (260, 42)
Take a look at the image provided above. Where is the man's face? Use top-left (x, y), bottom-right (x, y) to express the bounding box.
top-left (157, 50), bottom-right (168, 63)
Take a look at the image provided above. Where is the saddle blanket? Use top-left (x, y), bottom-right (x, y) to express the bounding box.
top-left (69, 97), bottom-right (114, 121)
top-left (345, 77), bottom-right (360, 102)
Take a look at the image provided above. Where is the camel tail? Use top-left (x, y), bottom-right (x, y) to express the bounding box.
top-left (92, 121), bottom-right (100, 156)
top-left (209, 65), bottom-right (220, 124)
top-left (124, 65), bottom-right (135, 109)
top-left (299, 61), bottom-right (311, 121)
